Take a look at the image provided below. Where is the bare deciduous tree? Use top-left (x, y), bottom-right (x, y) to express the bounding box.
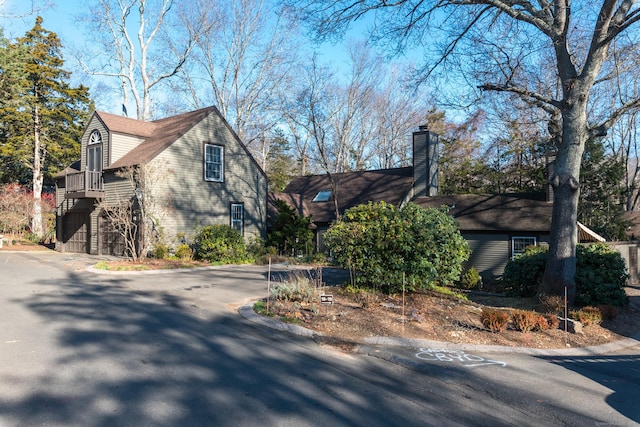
top-left (174, 0), bottom-right (299, 147)
top-left (78, 0), bottom-right (208, 120)
top-left (98, 161), bottom-right (173, 260)
top-left (290, 0), bottom-right (640, 303)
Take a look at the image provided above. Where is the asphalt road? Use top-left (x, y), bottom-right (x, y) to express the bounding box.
top-left (1, 251), bottom-right (639, 426)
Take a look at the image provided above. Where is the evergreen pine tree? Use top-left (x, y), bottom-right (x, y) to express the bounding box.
top-left (0, 17), bottom-right (93, 237)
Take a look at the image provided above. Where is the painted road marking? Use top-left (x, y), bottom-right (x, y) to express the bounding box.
top-left (415, 348), bottom-right (507, 368)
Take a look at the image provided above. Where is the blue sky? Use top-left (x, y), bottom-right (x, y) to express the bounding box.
top-left (1, 0), bottom-right (372, 114)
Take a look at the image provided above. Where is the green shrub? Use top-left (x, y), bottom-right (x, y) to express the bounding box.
top-left (570, 306), bottom-right (602, 326)
top-left (502, 245), bottom-right (547, 297)
top-left (575, 244), bottom-right (629, 307)
top-left (174, 244), bottom-right (193, 261)
top-left (270, 272), bottom-right (319, 303)
top-left (324, 201), bottom-right (470, 294)
top-left (25, 232), bottom-right (40, 244)
top-left (193, 225), bottom-right (252, 264)
top-left (511, 310), bottom-right (538, 332)
top-left (151, 242), bottom-right (169, 259)
top-left (480, 308), bottom-right (509, 333)
top-left (456, 267), bottom-right (482, 290)
top-left (247, 237), bottom-right (268, 257)
top-left (266, 199), bottom-right (313, 256)
top-left (501, 243), bottom-right (629, 307)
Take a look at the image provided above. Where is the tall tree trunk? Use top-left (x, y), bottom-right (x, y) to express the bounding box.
top-left (540, 103), bottom-right (588, 304)
top-left (31, 102), bottom-right (44, 238)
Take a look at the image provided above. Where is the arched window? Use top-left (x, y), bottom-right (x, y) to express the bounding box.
top-left (87, 130), bottom-right (103, 172)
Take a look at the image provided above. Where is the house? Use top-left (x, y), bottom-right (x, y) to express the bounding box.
top-left (55, 106), bottom-right (267, 255)
top-left (273, 126), bottom-right (603, 283)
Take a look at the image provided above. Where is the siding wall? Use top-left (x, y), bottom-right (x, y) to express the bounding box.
top-left (463, 232), bottom-right (550, 283)
top-left (80, 117), bottom-right (109, 170)
top-left (150, 111), bottom-right (267, 244)
top-left (463, 233), bottom-right (510, 283)
top-left (110, 133), bottom-right (145, 165)
top-left (58, 109), bottom-right (267, 255)
top-left (80, 115), bottom-right (145, 169)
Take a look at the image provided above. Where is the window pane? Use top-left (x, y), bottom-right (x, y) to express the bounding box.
top-left (512, 237), bottom-right (537, 259)
top-left (205, 145), bottom-right (223, 181)
top-left (231, 204), bottom-right (243, 234)
top-left (313, 190), bottom-right (332, 202)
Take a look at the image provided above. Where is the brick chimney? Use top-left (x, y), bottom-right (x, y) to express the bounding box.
top-left (413, 125), bottom-right (439, 197)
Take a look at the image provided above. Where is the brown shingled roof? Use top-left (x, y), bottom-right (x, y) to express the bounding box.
top-left (413, 193), bottom-right (553, 232)
top-left (96, 111), bottom-right (157, 138)
top-left (105, 106), bottom-right (216, 169)
top-left (281, 167), bottom-right (414, 223)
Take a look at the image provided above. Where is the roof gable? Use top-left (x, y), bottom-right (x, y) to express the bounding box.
top-left (105, 106), bottom-right (217, 170)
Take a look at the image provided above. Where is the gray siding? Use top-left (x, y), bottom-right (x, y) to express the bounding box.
top-left (80, 115), bottom-right (145, 169)
top-left (463, 232), bottom-right (551, 283)
top-left (57, 108), bottom-right (267, 256)
top-left (150, 111), bottom-right (267, 245)
top-left (463, 233), bottom-right (510, 283)
top-left (110, 133), bottom-right (145, 165)
top-left (80, 117), bottom-right (109, 171)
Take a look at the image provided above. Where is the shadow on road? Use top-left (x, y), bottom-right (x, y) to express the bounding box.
top-left (537, 353), bottom-right (640, 424)
top-left (0, 261), bottom-right (634, 426)
top-left (0, 269), bottom-right (458, 426)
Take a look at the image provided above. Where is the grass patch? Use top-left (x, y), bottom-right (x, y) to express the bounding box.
top-left (253, 300), bottom-right (275, 317)
top-left (93, 261), bottom-right (110, 270)
top-left (91, 259), bottom-right (212, 271)
top-left (280, 316), bottom-right (303, 325)
top-left (253, 300), bottom-right (301, 324)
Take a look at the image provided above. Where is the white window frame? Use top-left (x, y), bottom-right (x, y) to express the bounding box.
top-left (511, 236), bottom-right (537, 260)
top-left (204, 143), bottom-right (224, 182)
top-left (231, 203), bottom-right (243, 235)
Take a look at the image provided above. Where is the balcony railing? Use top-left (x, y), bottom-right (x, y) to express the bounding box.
top-left (65, 170), bottom-right (104, 199)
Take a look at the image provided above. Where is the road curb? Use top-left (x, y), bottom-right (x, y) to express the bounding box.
top-left (238, 303), bottom-right (319, 338)
top-left (239, 301), bottom-right (640, 356)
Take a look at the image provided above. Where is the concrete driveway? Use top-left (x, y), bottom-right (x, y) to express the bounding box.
top-left (1, 251), bottom-right (640, 426)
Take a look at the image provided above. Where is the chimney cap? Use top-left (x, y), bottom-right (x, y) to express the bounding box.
top-left (418, 124), bottom-right (430, 131)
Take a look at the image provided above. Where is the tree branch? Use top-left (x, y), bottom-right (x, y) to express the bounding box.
top-left (478, 82), bottom-right (561, 109)
top-left (590, 98), bottom-right (640, 138)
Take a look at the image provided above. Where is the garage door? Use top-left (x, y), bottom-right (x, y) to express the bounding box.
top-left (99, 213), bottom-right (126, 257)
top-left (62, 211), bottom-right (89, 253)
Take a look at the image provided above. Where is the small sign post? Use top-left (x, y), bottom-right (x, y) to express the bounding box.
top-left (320, 294), bottom-right (333, 305)
top-left (320, 294), bottom-right (333, 315)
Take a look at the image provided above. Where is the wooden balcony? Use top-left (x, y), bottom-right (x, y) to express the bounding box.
top-left (65, 170), bottom-right (104, 199)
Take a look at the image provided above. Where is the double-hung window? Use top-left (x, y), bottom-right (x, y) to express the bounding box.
top-left (204, 144), bottom-right (223, 182)
top-left (231, 203), bottom-right (243, 235)
top-left (511, 236), bottom-right (537, 260)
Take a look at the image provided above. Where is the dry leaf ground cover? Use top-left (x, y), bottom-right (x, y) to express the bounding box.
top-left (262, 275), bottom-right (640, 350)
top-left (79, 259), bottom-right (640, 349)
